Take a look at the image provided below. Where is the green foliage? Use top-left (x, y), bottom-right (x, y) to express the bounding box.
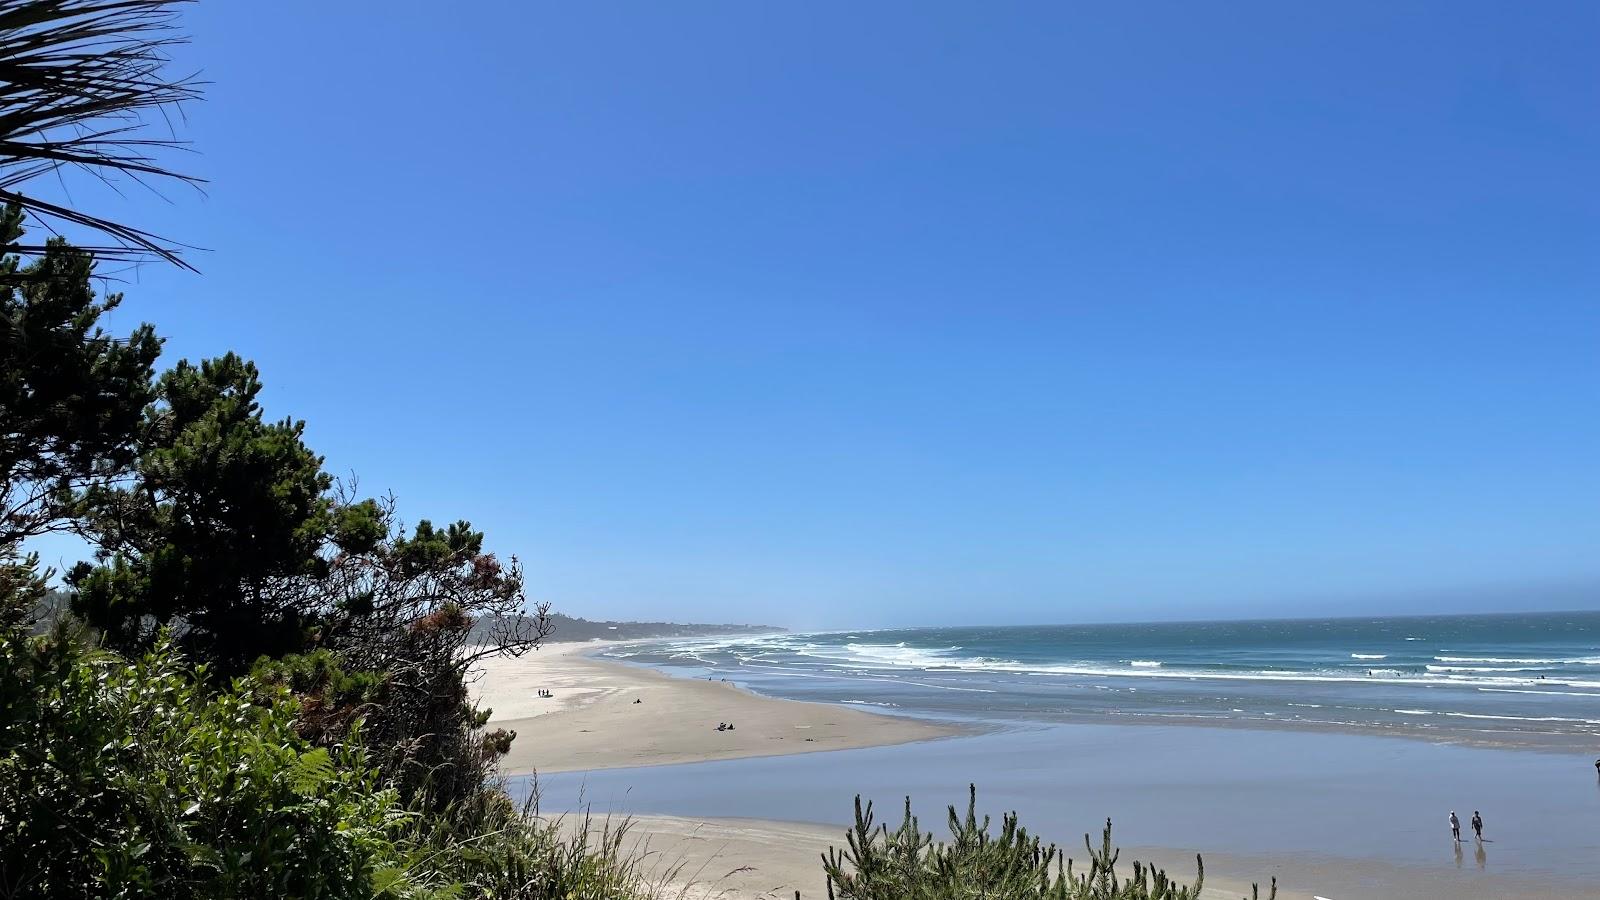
top-left (405, 791), bottom-right (647, 900)
top-left (0, 203), bottom-right (161, 546)
top-left (0, 0), bottom-right (201, 272)
top-left (0, 553), bottom-right (45, 632)
top-left (53, 340), bottom-right (546, 812)
top-left (0, 586), bottom-right (649, 900)
top-left (301, 500), bottom-right (547, 815)
top-left (822, 785), bottom-right (1276, 900)
top-left (0, 39), bottom-right (641, 898)
top-left (0, 625), bottom-right (437, 900)
top-left (70, 351), bottom-right (334, 671)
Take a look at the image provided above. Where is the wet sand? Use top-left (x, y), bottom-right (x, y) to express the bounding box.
top-left (526, 718), bottom-right (1599, 899)
top-left (474, 641), bottom-right (957, 774)
top-left (563, 813), bottom-right (1583, 900)
top-left (562, 814), bottom-right (1269, 900)
top-left (484, 644), bottom-right (1593, 898)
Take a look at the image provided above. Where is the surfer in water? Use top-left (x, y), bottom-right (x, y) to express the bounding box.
top-left (1471, 811), bottom-right (1483, 841)
top-left (1449, 810), bottom-right (1461, 842)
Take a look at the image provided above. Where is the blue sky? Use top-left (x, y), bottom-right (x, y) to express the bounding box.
top-left (37, 1), bottom-right (1600, 627)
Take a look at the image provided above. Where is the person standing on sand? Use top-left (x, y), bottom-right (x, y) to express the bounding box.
top-left (1449, 811), bottom-right (1461, 841)
top-left (1471, 811), bottom-right (1483, 841)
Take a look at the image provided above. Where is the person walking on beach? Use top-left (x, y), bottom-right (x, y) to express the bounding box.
top-left (1449, 811), bottom-right (1461, 842)
top-left (1471, 811), bottom-right (1483, 841)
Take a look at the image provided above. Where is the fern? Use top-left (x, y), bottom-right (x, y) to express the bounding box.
top-left (290, 747), bottom-right (336, 795)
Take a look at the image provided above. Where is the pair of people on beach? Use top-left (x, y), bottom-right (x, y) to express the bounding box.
top-left (1449, 810), bottom-right (1483, 842)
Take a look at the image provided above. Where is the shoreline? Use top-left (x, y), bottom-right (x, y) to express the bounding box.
top-left (483, 640), bottom-right (1595, 899)
top-left (562, 814), bottom-right (1275, 900)
top-left (475, 641), bottom-right (961, 775)
top-left (598, 651), bottom-right (1600, 757)
top-left (594, 615), bottom-right (1600, 757)
top-left (561, 812), bottom-right (1584, 900)
top-left (530, 722), bottom-right (1596, 900)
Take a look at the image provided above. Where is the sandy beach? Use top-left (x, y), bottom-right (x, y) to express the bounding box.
top-left (476, 648), bottom-right (1287, 898)
top-left (475, 641), bottom-right (957, 775)
top-left (483, 641), bottom-right (1593, 900)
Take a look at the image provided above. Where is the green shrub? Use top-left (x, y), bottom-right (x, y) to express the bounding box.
top-left (0, 629), bottom-right (435, 899)
top-left (0, 619), bottom-right (651, 900)
top-left (821, 785), bottom-right (1275, 900)
top-left (407, 790), bottom-right (646, 900)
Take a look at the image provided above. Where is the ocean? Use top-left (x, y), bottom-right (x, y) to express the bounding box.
top-left (602, 611), bottom-right (1600, 750)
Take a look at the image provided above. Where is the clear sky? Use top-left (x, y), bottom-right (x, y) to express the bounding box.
top-left (41, 1), bottom-right (1600, 628)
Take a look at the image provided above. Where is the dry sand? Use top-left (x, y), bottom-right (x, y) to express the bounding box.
top-left (474, 641), bottom-right (957, 775)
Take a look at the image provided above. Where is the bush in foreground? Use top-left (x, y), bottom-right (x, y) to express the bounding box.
top-left (0, 619), bottom-right (645, 900)
top-left (821, 785), bottom-right (1276, 900)
top-left (0, 628), bottom-right (421, 898)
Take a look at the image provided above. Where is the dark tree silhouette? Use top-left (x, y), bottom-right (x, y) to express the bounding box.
top-left (0, 202), bottom-right (161, 548)
top-left (0, 0), bottom-right (201, 276)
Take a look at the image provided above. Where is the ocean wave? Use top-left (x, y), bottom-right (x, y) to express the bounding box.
top-left (1392, 708), bottom-right (1600, 724)
top-left (1426, 664), bottom-right (1550, 673)
top-left (727, 641), bottom-right (1591, 689)
top-left (628, 632), bottom-right (1600, 697)
top-left (892, 679), bottom-right (998, 694)
top-left (1442, 712), bottom-right (1600, 724)
top-left (1478, 688), bottom-right (1600, 698)
top-left (837, 642), bottom-right (970, 670)
top-left (1435, 655), bottom-right (1600, 665)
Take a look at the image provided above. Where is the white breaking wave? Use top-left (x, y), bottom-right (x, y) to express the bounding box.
top-left (773, 642), bottom-right (1600, 690)
top-left (1479, 688), bottom-right (1600, 698)
top-left (1392, 708), bottom-right (1600, 724)
top-left (630, 634), bottom-right (1600, 696)
top-left (1427, 664), bottom-right (1552, 673)
top-left (839, 642), bottom-right (969, 670)
top-left (1435, 655), bottom-right (1600, 665)
top-left (1443, 712), bottom-right (1600, 724)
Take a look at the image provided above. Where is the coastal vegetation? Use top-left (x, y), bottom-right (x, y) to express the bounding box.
top-left (0, 207), bottom-right (635, 897)
top-left (822, 786), bottom-right (1275, 900)
top-left (0, 194), bottom-right (1278, 900)
top-left (473, 612), bottom-right (784, 644)
top-left (0, 3), bottom-right (1279, 898)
